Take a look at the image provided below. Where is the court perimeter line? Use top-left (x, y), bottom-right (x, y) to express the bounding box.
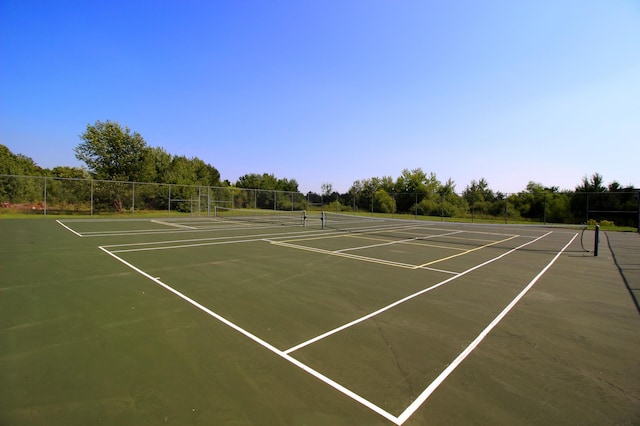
top-left (102, 230), bottom-right (338, 252)
top-left (396, 232), bottom-right (579, 424)
top-left (98, 246), bottom-right (399, 424)
top-left (64, 222), bottom-right (311, 238)
top-left (56, 219), bottom-right (83, 237)
top-left (283, 231), bottom-right (552, 355)
top-left (150, 219), bottom-right (197, 230)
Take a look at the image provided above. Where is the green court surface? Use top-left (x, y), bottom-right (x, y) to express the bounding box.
top-left (1, 216), bottom-right (639, 425)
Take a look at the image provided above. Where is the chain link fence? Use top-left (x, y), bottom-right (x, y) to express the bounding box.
top-left (0, 175), bottom-right (307, 216)
top-left (1, 174), bottom-right (638, 231)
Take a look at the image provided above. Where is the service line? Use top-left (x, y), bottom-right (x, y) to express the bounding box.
top-left (396, 232), bottom-right (578, 424)
top-left (412, 234), bottom-right (520, 269)
top-left (284, 232), bottom-right (551, 354)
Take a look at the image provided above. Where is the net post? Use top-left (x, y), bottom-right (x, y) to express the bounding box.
top-left (594, 225), bottom-right (600, 257)
top-left (303, 210), bottom-right (307, 227)
top-left (637, 189), bottom-right (640, 234)
top-left (132, 182), bottom-right (135, 216)
top-left (321, 211), bottom-right (326, 229)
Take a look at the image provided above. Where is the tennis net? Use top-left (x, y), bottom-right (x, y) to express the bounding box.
top-left (214, 206), bottom-right (307, 227)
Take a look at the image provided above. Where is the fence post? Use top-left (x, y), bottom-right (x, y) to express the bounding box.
top-left (586, 192), bottom-right (590, 224)
top-left (371, 189), bottom-right (374, 215)
top-left (504, 197), bottom-right (508, 224)
top-left (472, 196), bottom-right (475, 223)
top-left (637, 190), bottom-right (640, 234)
top-left (90, 179), bottom-right (94, 216)
top-left (132, 182), bottom-right (135, 215)
top-left (392, 192), bottom-right (395, 218)
top-left (43, 176), bottom-right (47, 217)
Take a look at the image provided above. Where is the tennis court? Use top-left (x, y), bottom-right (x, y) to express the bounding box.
top-left (2, 213), bottom-right (639, 425)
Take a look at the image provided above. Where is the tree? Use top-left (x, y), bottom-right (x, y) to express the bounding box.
top-left (50, 166), bottom-right (90, 179)
top-left (0, 144), bottom-right (43, 203)
top-left (462, 178), bottom-right (495, 216)
top-left (139, 146), bottom-right (172, 183)
top-left (374, 189), bottom-right (395, 213)
top-left (321, 183), bottom-right (333, 197)
top-left (235, 173), bottom-right (299, 210)
top-left (74, 120), bottom-right (148, 181)
top-left (236, 173), bottom-right (298, 192)
top-left (74, 120), bottom-right (152, 212)
top-left (394, 168), bottom-right (440, 213)
top-left (0, 144), bottom-right (41, 176)
top-left (576, 173), bottom-right (606, 192)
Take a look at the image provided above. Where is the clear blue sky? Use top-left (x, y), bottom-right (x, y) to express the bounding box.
top-left (1, 1), bottom-right (638, 194)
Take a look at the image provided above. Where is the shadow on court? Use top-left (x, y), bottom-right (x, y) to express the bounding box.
top-left (606, 231), bottom-right (640, 314)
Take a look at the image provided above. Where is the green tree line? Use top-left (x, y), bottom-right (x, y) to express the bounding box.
top-left (310, 169), bottom-right (637, 227)
top-left (1, 120), bottom-right (637, 226)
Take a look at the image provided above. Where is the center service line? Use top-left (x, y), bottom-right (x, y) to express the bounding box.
top-left (396, 232), bottom-right (579, 424)
top-left (284, 231), bottom-right (552, 355)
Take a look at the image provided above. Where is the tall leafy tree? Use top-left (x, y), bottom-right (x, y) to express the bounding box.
top-left (74, 120), bottom-right (148, 181)
top-left (394, 168), bottom-right (440, 213)
top-left (236, 173), bottom-right (298, 192)
top-left (0, 144), bottom-right (41, 175)
top-left (74, 120), bottom-right (150, 212)
top-left (576, 173), bottom-right (606, 192)
top-left (0, 144), bottom-right (43, 203)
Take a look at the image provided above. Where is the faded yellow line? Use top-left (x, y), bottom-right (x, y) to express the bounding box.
top-left (413, 235), bottom-right (520, 269)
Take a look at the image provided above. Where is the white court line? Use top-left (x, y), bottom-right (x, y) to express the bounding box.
top-left (99, 246), bottom-right (399, 424)
top-left (150, 219), bottom-right (197, 230)
top-left (99, 229), bottom-right (570, 425)
top-left (267, 239), bottom-right (456, 273)
top-left (335, 237), bottom-right (418, 253)
top-left (56, 219), bottom-right (83, 237)
top-left (103, 230), bottom-right (334, 252)
top-left (73, 223), bottom-right (308, 238)
top-left (283, 232), bottom-right (552, 354)
top-left (335, 230), bottom-right (464, 253)
top-left (396, 232), bottom-right (578, 424)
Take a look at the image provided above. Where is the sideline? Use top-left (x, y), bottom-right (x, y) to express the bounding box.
top-left (396, 232), bottom-right (578, 424)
